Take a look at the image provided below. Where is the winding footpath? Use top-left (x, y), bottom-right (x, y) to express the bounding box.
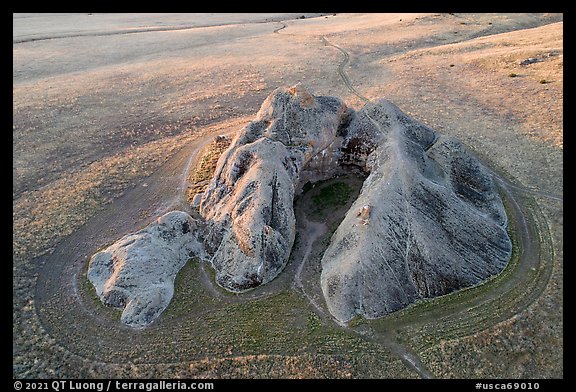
top-left (317, 33), bottom-right (562, 377)
top-left (291, 217), bottom-right (328, 318)
top-left (321, 37), bottom-right (370, 103)
top-left (320, 34), bottom-right (562, 203)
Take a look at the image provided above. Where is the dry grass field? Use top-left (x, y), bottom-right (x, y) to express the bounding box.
top-left (13, 13), bottom-right (562, 379)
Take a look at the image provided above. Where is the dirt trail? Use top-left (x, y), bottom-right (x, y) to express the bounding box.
top-left (14, 14), bottom-right (329, 44)
top-left (321, 36), bottom-right (370, 103)
top-left (34, 127), bottom-right (236, 328)
top-left (292, 217), bottom-right (328, 319)
top-left (316, 31), bottom-right (560, 378)
top-left (30, 15), bottom-right (561, 379)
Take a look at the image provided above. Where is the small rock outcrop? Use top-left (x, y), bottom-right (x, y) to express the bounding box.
top-left (87, 211), bottom-right (205, 328)
top-left (87, 84), bottom-right (512, 327)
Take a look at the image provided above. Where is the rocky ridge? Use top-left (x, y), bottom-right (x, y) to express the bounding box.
top-left (87, 85), bottom-right (511, 326)
top-left (198, 84), bottom-right (348, 290)
top-left (320, 100), bottom-right (512, 322)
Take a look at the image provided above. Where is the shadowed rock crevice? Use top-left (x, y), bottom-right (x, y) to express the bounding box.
top-left (87, 84), bottom-right (511, 327)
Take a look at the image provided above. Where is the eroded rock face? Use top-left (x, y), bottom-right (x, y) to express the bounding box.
top-left (87, 211), bottom-right (205, 328)
top-left (199, 84), bottom-right (349, 291)
top-left (320, 99), bottom-right (512, 322)
top-left (88, 85), bottom-right (511, 327)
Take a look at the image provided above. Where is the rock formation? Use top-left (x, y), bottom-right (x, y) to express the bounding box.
top-left (87, 84), bottom-right (511, 327)
top-left (87, 211), bottom-right (205, 328)
top-left (198, 84), bottom-right (348, 291)
top-left (319, 100), bottom-right (512, 322)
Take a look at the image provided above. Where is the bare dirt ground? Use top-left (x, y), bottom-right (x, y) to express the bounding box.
top-left (13, 13), bottom-right (562, 379)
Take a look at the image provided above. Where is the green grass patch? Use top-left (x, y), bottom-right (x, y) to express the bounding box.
top-left (312, 182), bottom-right (352, 208)
top-left (296, 175), bottom-right (365, 223)
top-left (192, 290), bottom-right (353, 355)
top-left (311, 182), bottom-right (353, 216)
top-left (162, 259), bottom-right (220, 320)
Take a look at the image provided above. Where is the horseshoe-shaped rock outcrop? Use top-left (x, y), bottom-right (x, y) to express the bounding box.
top-left (87, 85), bottom-right (511, 327)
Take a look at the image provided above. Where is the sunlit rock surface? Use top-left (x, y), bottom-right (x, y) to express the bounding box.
top-left (87, 211), bottom-right (205, 328)
top-left (320, 100), bottom-right (512, 322)
top-left (88, 85), bottom-right (511, 327)
top-left (199, 84), bottom-right (349, 291)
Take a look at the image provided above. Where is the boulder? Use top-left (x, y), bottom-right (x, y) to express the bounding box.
top-left (87, 211), bottom-right (205, 327)
top-left (519, 57), bottom-right (541, 65)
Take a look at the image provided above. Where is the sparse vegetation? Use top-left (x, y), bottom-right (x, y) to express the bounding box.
top-left (186, 136), bottom-right (231, 202)
top-left (310, 182), bottom-right (353, 215)
top-left (13, 13), bottom-right (562, 379)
